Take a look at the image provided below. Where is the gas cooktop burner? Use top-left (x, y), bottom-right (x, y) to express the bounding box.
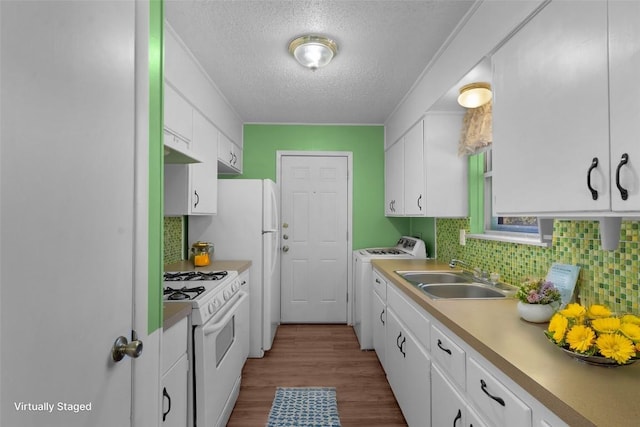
top-left (163, 270), bottom-right (228, 282)
top-left (164, 285), bottom-right (206, 301)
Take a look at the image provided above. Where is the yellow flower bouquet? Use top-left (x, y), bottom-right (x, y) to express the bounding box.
top-left (545, 303), bottom-right (640, 365)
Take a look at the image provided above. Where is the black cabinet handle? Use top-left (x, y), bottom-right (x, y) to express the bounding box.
top-left (380, 309), bottom-right (385, 325)
top-left (193, 190), bottom-right (200, 208)
top-left (480, 379), bottom-right (505, 406)
top-left (162, 386), bottom-right (172, 422)
top-left (615, 153), bottom-right (629, 201)
top-left (396, 331), bottom-right (402, 349)
top-left (587, 157), bottom-right (599, 200)
top-left (417, 194), bottom-right (422, 211)
top-left (453, 408), bottom-right (462, 426)
top-left (437, 338), bottom-right (452, 355)
top-left (399, 336), bottom-right (406, 358)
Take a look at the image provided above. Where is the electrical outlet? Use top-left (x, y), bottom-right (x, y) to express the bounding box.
top-left (459, 229), bottom-right (466, 246)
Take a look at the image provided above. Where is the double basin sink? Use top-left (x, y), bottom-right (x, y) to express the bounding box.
top-left (396, 271), bottom-right (518, 300)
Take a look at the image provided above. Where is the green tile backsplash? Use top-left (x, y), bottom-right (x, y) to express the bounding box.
top-left (164, 216), bottom-right (184, 264)
top-left (436, 218), bottom-right (640, 314)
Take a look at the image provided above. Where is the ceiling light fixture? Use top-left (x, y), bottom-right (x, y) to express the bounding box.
top-left (457, 82), bottom-right (492, 108)
top-left (288, 35), bottom-right (338, 71)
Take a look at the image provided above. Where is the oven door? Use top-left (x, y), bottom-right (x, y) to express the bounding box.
top-left (193, 290), bottom-right (249, 427)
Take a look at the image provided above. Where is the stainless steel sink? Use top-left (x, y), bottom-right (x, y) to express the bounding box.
top-left (395, 270), bottom-right (517, 299)
top-left (417, 283), bottom-right (507, 299)
top-left (397, 271), bottom-right (472, 285)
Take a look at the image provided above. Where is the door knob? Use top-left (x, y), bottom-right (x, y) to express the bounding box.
top-left (112, 330), bottom-right (143, 362)
top-left (282, 245), bottom-right (289, 253)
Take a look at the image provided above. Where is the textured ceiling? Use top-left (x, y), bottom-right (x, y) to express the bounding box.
top-left (165, 0), bottom-right (476, 124)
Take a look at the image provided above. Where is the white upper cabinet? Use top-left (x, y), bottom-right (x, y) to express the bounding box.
top-left (608, 0), bottom-right (640, 212)
top-left (385, 113), bottom-right (467, 217)
top-left (165, 110), bottom-right (218, 215)
top-left (403, 121), bottom-right (425, 215)
top-left (492, 0), bottom-right (639, 216)
top-left (164, 84), bottom-right (204, 164)
top-left (217, 131), bottom-right (242, 174)
top-left (385, 139), bottom-right (404, 215)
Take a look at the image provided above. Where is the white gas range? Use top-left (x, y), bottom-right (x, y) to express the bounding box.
top-left (352, 236), bottom-right (427, 350)
top-left (163, 270), bottom-right (249, 427)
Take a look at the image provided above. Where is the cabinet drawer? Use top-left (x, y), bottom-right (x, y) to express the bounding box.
top-left (467, 357), bottom-right (531, 427)
top-left (387, 285), bottom-right (430, 350)
top-left (372, 270), bottom-right (386, 300)
top-left (430, 325), bottom-right (466, 390)
top-left (163, 316), bottom-right (188, 373)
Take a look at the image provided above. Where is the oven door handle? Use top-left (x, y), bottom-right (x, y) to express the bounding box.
top-left (203, 291), bottom-right (248, 337)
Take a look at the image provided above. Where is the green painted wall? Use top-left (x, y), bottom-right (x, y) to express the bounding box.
top-left (239, 124), bottom-right (410, 249)
top-left (148, 0), bottom-right (163, 333)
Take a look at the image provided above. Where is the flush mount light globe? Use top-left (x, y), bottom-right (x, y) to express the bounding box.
top-left (457, 82), bottom-right (492, 108)
top-left (288, 35), bottom-right (338, 71)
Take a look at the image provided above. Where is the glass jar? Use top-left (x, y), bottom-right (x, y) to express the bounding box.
top-left (190, 241), bottom-right (213, 267)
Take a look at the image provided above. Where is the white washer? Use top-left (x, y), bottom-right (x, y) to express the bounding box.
top-left (352, 236), bottom-right (427, 349)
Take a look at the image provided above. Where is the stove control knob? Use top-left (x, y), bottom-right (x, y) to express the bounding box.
top-left (208, 299), bottom-right (221, 314)
top-left (223, 290), bottom-right (230, 301)
top-left (232, 282), bottom-right (239, 292)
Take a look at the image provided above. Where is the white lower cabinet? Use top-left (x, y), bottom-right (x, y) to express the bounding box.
top-left (372, 288), bottom-right (387, 371)
top-left (466, 357), bottom-right (531, 427)
top-left (162, 316), bottom-right (189, 426)
top-left (386, 308), bottom-right (431, 427)
top-left (432, 364), bottom-right (487, 427)
top-left (372, 268), bottom-right (569, 427)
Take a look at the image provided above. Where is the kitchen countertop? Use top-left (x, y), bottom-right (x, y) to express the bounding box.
top-left (162, 259), bottom-right (252, 330)
top-left (372, 258), bottom-right (640, 427)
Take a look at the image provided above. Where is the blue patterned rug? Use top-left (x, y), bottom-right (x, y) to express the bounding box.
top-left (266, 387), bottom-right (342, 427)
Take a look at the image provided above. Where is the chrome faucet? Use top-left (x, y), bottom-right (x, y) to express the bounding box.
top-left (449, 259), bottom-right (488, 281)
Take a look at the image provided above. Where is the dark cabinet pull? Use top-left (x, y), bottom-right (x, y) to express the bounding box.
top-left (453, 408), bottom-right (462, 426)
top-left (437, 338), bottom-right (452, 355)
top-left (380, 309), bottom-right (385, 325)
top-left (480, 379), bottom-right (505, 406)
top-left (587, 157), bottom-right (599, 200)
top-left (615, 153), bottom-right (629, 201)
top-left (399, 336), bottom-right (406, 358)
top-left (162, 386), bottom-right (172, 422)
top-left (375, 278), bottom-right (381, 284)
top-left (193, 190), bottom-right (200, 208)
top-left (396, 331), bottom-right (402, 349)
top-left (417, 194), bottom-right (422, 211)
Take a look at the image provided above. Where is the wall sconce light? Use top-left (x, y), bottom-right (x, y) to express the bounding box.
top-left (288, 35), bottom-right (338, 71)
top-left (457, 82), bottom-right (492, 108)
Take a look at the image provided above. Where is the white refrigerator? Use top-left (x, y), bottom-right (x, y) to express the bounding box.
top-left (189, 179), bottom-right (280, 358)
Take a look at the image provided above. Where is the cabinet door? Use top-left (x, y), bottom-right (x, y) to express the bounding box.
top-left (432, 364), bottom-right (467, 427)
top-left (404, 120), bottom-right (424, 216)
top-left (386, 309), bottom-right (430, 427)
top-left (492, 1), bottom-right (610, 215)
top-left (217, 131), bottom-right (232, 166)
top-left (385, 141), bottom-right (404, 215)
top-left (190, 111), bottom-right (217, 214)
top-left (423, 112), bottom-right (467, 217)
top-left (372, 291), bottom-right (386, 371)
top-left (609, 0), bottom-right (640, 212)
top-left (161, 354), bottom-right (188, 427)
top-left (164, 84), bottom-right (192, 142)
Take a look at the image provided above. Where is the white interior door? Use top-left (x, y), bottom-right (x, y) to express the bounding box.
top-left (1, 2), bottom-right (140, 425)
top-left (280, 155), bottom-right (349, 323)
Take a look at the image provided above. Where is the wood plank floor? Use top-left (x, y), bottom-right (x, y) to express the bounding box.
top-left (227, 324), bottom-right (407, 427)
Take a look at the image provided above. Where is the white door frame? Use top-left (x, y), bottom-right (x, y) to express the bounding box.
top-left (276, 151), bottom-right (354, 325)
